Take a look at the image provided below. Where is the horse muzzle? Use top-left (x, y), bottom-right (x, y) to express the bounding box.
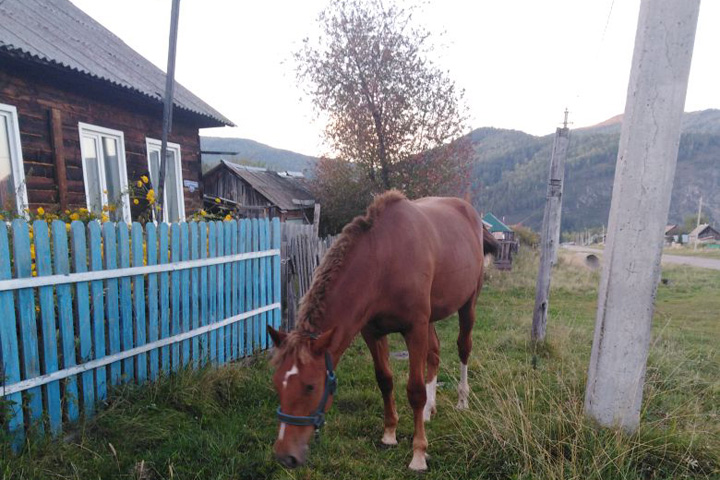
top-left (274, 443), bottom-right (308, 468)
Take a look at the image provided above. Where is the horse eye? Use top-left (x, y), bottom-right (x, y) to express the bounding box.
top-left (305, 384), bottom-right (315, 393)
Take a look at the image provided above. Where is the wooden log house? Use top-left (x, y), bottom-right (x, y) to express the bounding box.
top-left (203, 160), bottom-right (316, 223)
top-left (0, 0), bottom-right (233, 222)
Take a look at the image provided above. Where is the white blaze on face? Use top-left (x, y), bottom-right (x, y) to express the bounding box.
top-left (278, 422), bottom-right (286, 441)
top-left (282, 363), bottom-right (299, 390)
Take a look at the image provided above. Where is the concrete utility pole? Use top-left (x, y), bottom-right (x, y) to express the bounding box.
top-left (584, 0), bottom-right (700, 433)
top-left (531, 117), bottom-right (570, 342)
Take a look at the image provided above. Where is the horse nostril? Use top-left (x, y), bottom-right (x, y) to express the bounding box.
top-left (277, 454), bottom-right (300, 468)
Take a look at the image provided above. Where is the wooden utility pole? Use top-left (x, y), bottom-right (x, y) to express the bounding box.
top-left (693, 196), bottom-right (702, 250)
top-left (155, 0), bottom-right (181, 222)
top-left (531, 116), bottom-right (570, 342)
top-left (584, 0), bottom-right (700, 433)
top-left (551, 109), bottom-right (572, 264)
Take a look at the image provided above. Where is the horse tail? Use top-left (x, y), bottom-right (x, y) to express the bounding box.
top-left (482, 226), bottom-right (499, 257)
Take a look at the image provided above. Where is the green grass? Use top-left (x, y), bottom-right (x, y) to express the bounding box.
top-left (2, 250), bottom-right (719, 479)
top-left (663, 247), bottom-right (720, 260)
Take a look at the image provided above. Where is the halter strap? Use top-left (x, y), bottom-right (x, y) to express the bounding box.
top-left (276, 351), bottom-right (337, 431)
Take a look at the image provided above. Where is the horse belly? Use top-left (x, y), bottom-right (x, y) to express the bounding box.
top-left (428, 265), bottom-right (479, 321)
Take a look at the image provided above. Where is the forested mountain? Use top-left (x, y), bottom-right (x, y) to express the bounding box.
top-left (470, 109), bottom-right (720, 232)
top-left (200, 137), bottom-right (318, 174)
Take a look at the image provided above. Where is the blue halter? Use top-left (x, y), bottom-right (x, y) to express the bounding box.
top-left (276, 351), bottom-right (337, 431)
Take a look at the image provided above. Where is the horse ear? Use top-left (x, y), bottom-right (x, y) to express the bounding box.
top-left (268, 326), bottom-right (287, 347)
top-left (311, 327), bottom-right (336, 355)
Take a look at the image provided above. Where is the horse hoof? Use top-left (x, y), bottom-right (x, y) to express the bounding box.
top-left (456, 400), bottom-right (469, 410)
top-left (408, 452), bottom-right (428, 471)
top-left (381, 431), bottom-right (398, 446)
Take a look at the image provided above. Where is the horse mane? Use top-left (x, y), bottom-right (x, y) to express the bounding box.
top-left (272, 190), bottom-right (407, 367)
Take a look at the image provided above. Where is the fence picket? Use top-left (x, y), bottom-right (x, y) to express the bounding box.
top-left (159, 223), bottom-right (170, 374)
top-left (0, 222), bottom-right (24, 447)
top-left (51, 221), bottom-right (79, 424)
top-left (272, 218), bottom-right (282, 331)
top-left (189, 222), bottom-right (200, 365)
top-left (32, 221), bottom-right (62, 435)
top-left (118, 223), bottom-right (134, 382)
top-left (208, 222), bottom-right (217, 363)
top-left (13, 219), bottom-right (44, 433)
top-left (216, 221), bottom-right (225, 365)
top-left (230, 221), bottom-right (238, 360)
top-left (103, 223), bottom-right (122, 385)
top-left (238, 220), bottom-right (247, 357)
top-left (146, 223), bottom-right (159, 380)
top-left (259, 219), bottom-right (268, 350)
top-left (224, 222), bottom-right (233, 361)
top-left (170, 224), bottom-right (181, 370)
top-left (180, 223), bottom-right (191, 366)
top-left (88, 222), bottom-right (107, 400)
top-left (199, 222), bottom-right (209, 364)
top-left (132, 223), bottom-right (147, 383)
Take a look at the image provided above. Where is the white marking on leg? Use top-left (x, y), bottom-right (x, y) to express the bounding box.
top-left (282, 363), bottom-right (298, 390)
top-left (457, 363), bottom-right (469, 409)
top-left (408, 450), bottom-right (428, 471)
top-left (381, 427), bottom-right (397, 445)
top-left (278, 422), bottom-right (286, 441)
top-left (423, 376), bottom-right (437, 422)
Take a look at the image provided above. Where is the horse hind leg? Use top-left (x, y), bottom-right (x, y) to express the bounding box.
top-left (361, 328), bottom-right (399, 446)
top-left (424, 324), bottom-right (440, 422)
top-left (456, 295), bottom-right (477, 410)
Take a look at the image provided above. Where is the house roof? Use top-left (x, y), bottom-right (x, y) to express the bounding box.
top-left (482, 213), bottom-right (513, 233)
top-left (665, 224), bottom-right (679, 235)
top-left (0, 0), bottom-right (234, 127)
top-left (689, 224), bottom-right (719, 238)
top-left (210, 160), bottom-right (315, 211)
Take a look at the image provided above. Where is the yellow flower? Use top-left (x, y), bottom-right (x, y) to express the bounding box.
top-left (64, 210), bottom-right (70, 215)
top-left (137, 181), bottom-right (143, 188)
top-left (70, 213), bottom-right (80, 221)
top-left (0, 214), bottom-right (4, 221)
top-left (224, 214), bottom-right (232, 221)
top-left (141, 175), bottom-right (149, 184)
top-left (30, 244), bottom-right (36, 259)
top-left (37, 207), bottom-right (45, 216)
top-left (215, 198), bottom-right (221, 204)
top-left (65, 223), bottom-right (71, 232)
top-left (108, 205), bottom-right (116, 212)
top-left (146, 189), bottom-right (156, 204)
top-left (133, 199), bottom-right (140, 205)
top-left (79, 208), bottom-right (88, 214)
top-left (101, 214), bottom-right (109, 223)
top-left (102, 205), bottom-right (109, 212)
top-left (200, 209), bottom-right (207, 216)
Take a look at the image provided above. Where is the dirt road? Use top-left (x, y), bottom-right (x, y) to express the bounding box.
top-left (562, 245), bottom-right (720, 271)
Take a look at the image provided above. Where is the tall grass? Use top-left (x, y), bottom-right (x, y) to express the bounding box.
top-left (1, 248), bottom-right (718, 479)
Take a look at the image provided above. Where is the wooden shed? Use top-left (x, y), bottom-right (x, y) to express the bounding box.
top-left (0, 0), bottom-right (233, 222)
top-left (689, 224), bottom-right (720, 244)
top-left (203, 160), bottom-right (317, 223)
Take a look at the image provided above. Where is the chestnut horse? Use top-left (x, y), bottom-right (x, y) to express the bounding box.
top-left (268, 190), bottom-right (497, 471)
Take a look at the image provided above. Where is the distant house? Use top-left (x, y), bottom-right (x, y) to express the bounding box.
top-left (665, 224), bottom-right (680, 244)
top-left (689, 224), bottom-right (720, 244)
top-left (203, 160), bottom-right (316, 223)
top-left (0, 0), bottom-right (233, 222)
top-left (483, 212), bottom-right (515, 241)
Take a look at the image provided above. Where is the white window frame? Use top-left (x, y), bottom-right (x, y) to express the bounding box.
top-left (146, 138), bottom-right (185, 223)
top-left (78, 122), bottom-right (131, 223)
top-left (0, 103), bottom-right (29, 214)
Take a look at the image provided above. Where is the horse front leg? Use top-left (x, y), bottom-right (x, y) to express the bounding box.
top-left (403, 321), bottom-right (429, 471)
top-left (361, 328), bottom-right (399, 446)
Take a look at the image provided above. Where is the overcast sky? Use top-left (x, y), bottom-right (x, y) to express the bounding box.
top-left (71, 0), bottom-right (719, 157)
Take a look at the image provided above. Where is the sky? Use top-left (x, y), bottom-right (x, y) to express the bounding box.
top-left (71, 0), bottom-right (719, 157)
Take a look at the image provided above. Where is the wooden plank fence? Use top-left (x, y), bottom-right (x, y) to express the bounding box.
top-left (0, 217), bottom-right (281, 448)
top-left (281, 223), bottom-right (334, 330)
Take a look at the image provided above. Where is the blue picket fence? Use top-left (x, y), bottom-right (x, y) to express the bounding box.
top-left (0, 217), bottom-right (281, 448)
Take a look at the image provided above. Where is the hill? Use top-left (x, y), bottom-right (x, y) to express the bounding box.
top-left (470, 109), bottom-right (720, 232)
top-left (200, 137), bottom-right (318, 174)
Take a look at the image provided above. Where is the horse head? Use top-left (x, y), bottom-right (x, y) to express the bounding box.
top-left (268, 326), bottom-right (337, 468)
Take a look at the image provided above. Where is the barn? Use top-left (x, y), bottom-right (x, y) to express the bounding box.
top-left (203, 159), bottom-right (317, 223)
top-left (482, 212), bottom-right (515, 241)
top-left (0, 0), bottom-right (233, 222)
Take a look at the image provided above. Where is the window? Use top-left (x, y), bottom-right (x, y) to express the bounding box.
top-left (0, 103), bottom-right (28, 214)
top-left (146, 138), bottom-right (185, 223)
top-left (78, 123), bottom-right (131, 222)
